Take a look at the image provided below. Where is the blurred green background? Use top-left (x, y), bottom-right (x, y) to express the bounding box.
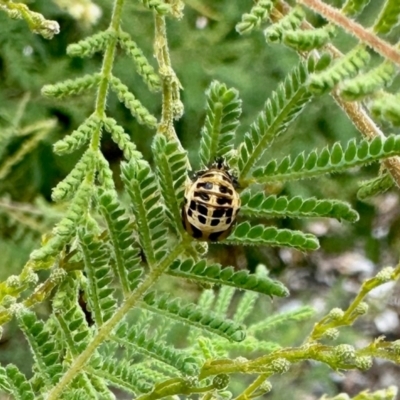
top-left (0, 1), bottom-right (400, 399)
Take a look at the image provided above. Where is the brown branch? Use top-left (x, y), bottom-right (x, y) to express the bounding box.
top-left (273, 0), bottom-right (400, 188)
top-left (297, 0), bottom-right (400, 67)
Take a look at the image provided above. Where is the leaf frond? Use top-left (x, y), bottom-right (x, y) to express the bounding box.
top-left (236, 0), bottom-right (273, 35)
top-left (53, 116), bottom-right (100, 155)
top-left (0, 364), bottom-right (35, 400)
top-left (252, 135), bottom-right (400, 183)
top-left (17, 309), bottom-right (63, 386)
top-left (264, 6), bottom-right (305, 43)
top-left (168, 259), bottom-right (289, 297)
top-left (41, 73), bottom-right (101, 98)
top-left (142, 290), bottom-right (246, 342)
top-left (78, 229), bottom-right (118, 325)
top-left (109, 76), bottom-right (158, 128)
top-left (67, 30), bottom-right (114, 58)
top-left (118, 31), bottom-right (161, 92)
top-left (199, 81), bottom-right (242, 167)
top-left (308, 46), bottom-right (371, 94)
top-left (339, 60), bottom-right (397, 101)
top-left (152, 134), bottom-right (188, 236)
top-left (238, 57), bottom-right (316, 180)
top-left (370, 92), bottom-right (400, 126)
top-left (357, 172), bottom-right (394, 200)
top-left (374, 0), bottom-right (400, 35)
top-left (240, 192), bottom-right (359, 222)
top-left (98, 190), bottom-right (143, 294)
top-left (121, 159), bottom-right (169, 266)
top-left (227, 222), bottom-right (319, 251)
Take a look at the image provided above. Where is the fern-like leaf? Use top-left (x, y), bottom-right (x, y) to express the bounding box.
top-left (90, 359), bottom-right (154, 395)
top-left (98, 190), bottom-right (143, 295)
top-left (17, 308), bottom-right (63, 386)
top-left (142, 290), bottom-right (246, 342)
top-left (240, 192), bottom-right (359, 222)
top-left (248, 306), bottom-right (315, 333)
top-left (52, 149), bottom-right (96, 202)
top-left (227, 222), bottom-right (319, 251)
top-left (118, 31), bottom-right (161, 92)
top-left (41, 74), bottom-right (101, 98)
top-left (67, 31), bottom-right (114, 58)
top-left (342, 0), bottom-right (371, 17)
top-left (102, 117), bottom-right (142, 161)
top-left (252, 135), bottom-right (400, 183)
top-left (199, 81), bottom-right (242, 167)
top-left (53, 116), bottom-right (100, 155)
top-left (31, 182), bottom-right (93, 261)
top-left (168, 259), bottom-right (289, 297)
top-left (0, 364), bottom-right (35, 400)
top-left (339, 61), bottom-right (397, 101)
top-left (114, 323), bottom-right (199, 375)
top-left (236, 0), bottom-right (273, 34)
top-left (308, 46), bottom-right (371, 94)
top-left (357, 172), bottom-right (394, 200)
top-left (238, 57), bottom-right (316, 180)
top-left (264, 6), bottom-right (305, 43)
top-left (109, 76), bottom-right (158, 128)
top-left (283, 26), bottom-right (336, 51)
top-left (374, 0), bottom-right (400, 35)
top-left (121, 159), bottom-right (169, 266)
top-left (370, 92), bottom-right (400, 126)
top-left (78, 229), bottom-right (118, 325)
top-left (152, 134), bottom-right (188, 236)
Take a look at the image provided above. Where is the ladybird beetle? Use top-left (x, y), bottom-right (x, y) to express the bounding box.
top-left (182, 159), bottom-right (240, 241)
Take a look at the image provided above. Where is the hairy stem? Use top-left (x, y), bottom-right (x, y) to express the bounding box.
top-left (276, 0), bottom-right (400, 188)
top-left (297, 0), bottom-right (400, 66)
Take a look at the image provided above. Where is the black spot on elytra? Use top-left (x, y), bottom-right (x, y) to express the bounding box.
top-left (219, 185), bottom-right (233, 195)
top-left (190, 223), bottom-right (203, 238)
top-left (190, 200), bottom-right (196, 211)
top-left (217, 197), bottom-right (231, 206)
top-left (198, 215), bottom-right (207, 225)
top-left (226, 208), bottom-right (233, 218)
top-left (198, 204), bottom-right (208, 216)
top-left (226, 217), bottom-right (232, 225)
top-left (198, 192), bottom-right (210, 201)
top-left (197, 182), bottom-right (213, 190)
top-left (188, 208), bottom-right (193, 217)
top-left (211, 219), bottom-right (220, 227)
top-left (212, 208), bottom-right (225, 218)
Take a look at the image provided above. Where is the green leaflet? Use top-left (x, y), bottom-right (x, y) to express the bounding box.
top-left (252, 135), bottom-right (400, 183)
top-left (227, 222), bottom-right (319, 251)
top-left (168, 259), bottom-right (289, 298)
top-left (152, 134), bottom-right (188, 237)
top-left (238, 57), bottom-right (316, 181)
top-left (142, 290), bottom-right (247, 342)
top-left (17, 309), bottom-right (64, 387)
top-left (240, 192), bottom-right (359, 222)
top-left (67, 30), bottom-right (114, 58)
top-left (0, 365), bottom-right (35, 400)
top-left (199, 81), bottom-right (242, 167)
top-left (98, 190), bottom-right (143, 296)
top-left (78, 229), bottom-right (119, 325)
top-left (308, 47), bottom-right (371, 94)
top-left (374, 0), bottom-right (400, 34)
top-left (236, 0), bottom-right (273, 34)
top-left (121, 159), bottom-right (170, 266)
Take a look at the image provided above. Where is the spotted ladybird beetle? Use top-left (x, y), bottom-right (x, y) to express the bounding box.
top-left (182, 159), bottom-right (240, 241)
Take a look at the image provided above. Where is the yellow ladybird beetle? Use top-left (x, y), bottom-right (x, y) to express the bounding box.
top-left (182, 159), bottom-right (241, 241)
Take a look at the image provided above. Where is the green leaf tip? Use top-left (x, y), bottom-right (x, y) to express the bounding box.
top-left (199, 80), bottom-right (242, 167)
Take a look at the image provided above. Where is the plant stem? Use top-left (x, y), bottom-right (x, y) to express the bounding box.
top-left (297, 0), bottom-right (400, 67)
top-left (46, 242), bottom-right (186, 400)
top-left (275, 0), bottom-right (400, 188)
